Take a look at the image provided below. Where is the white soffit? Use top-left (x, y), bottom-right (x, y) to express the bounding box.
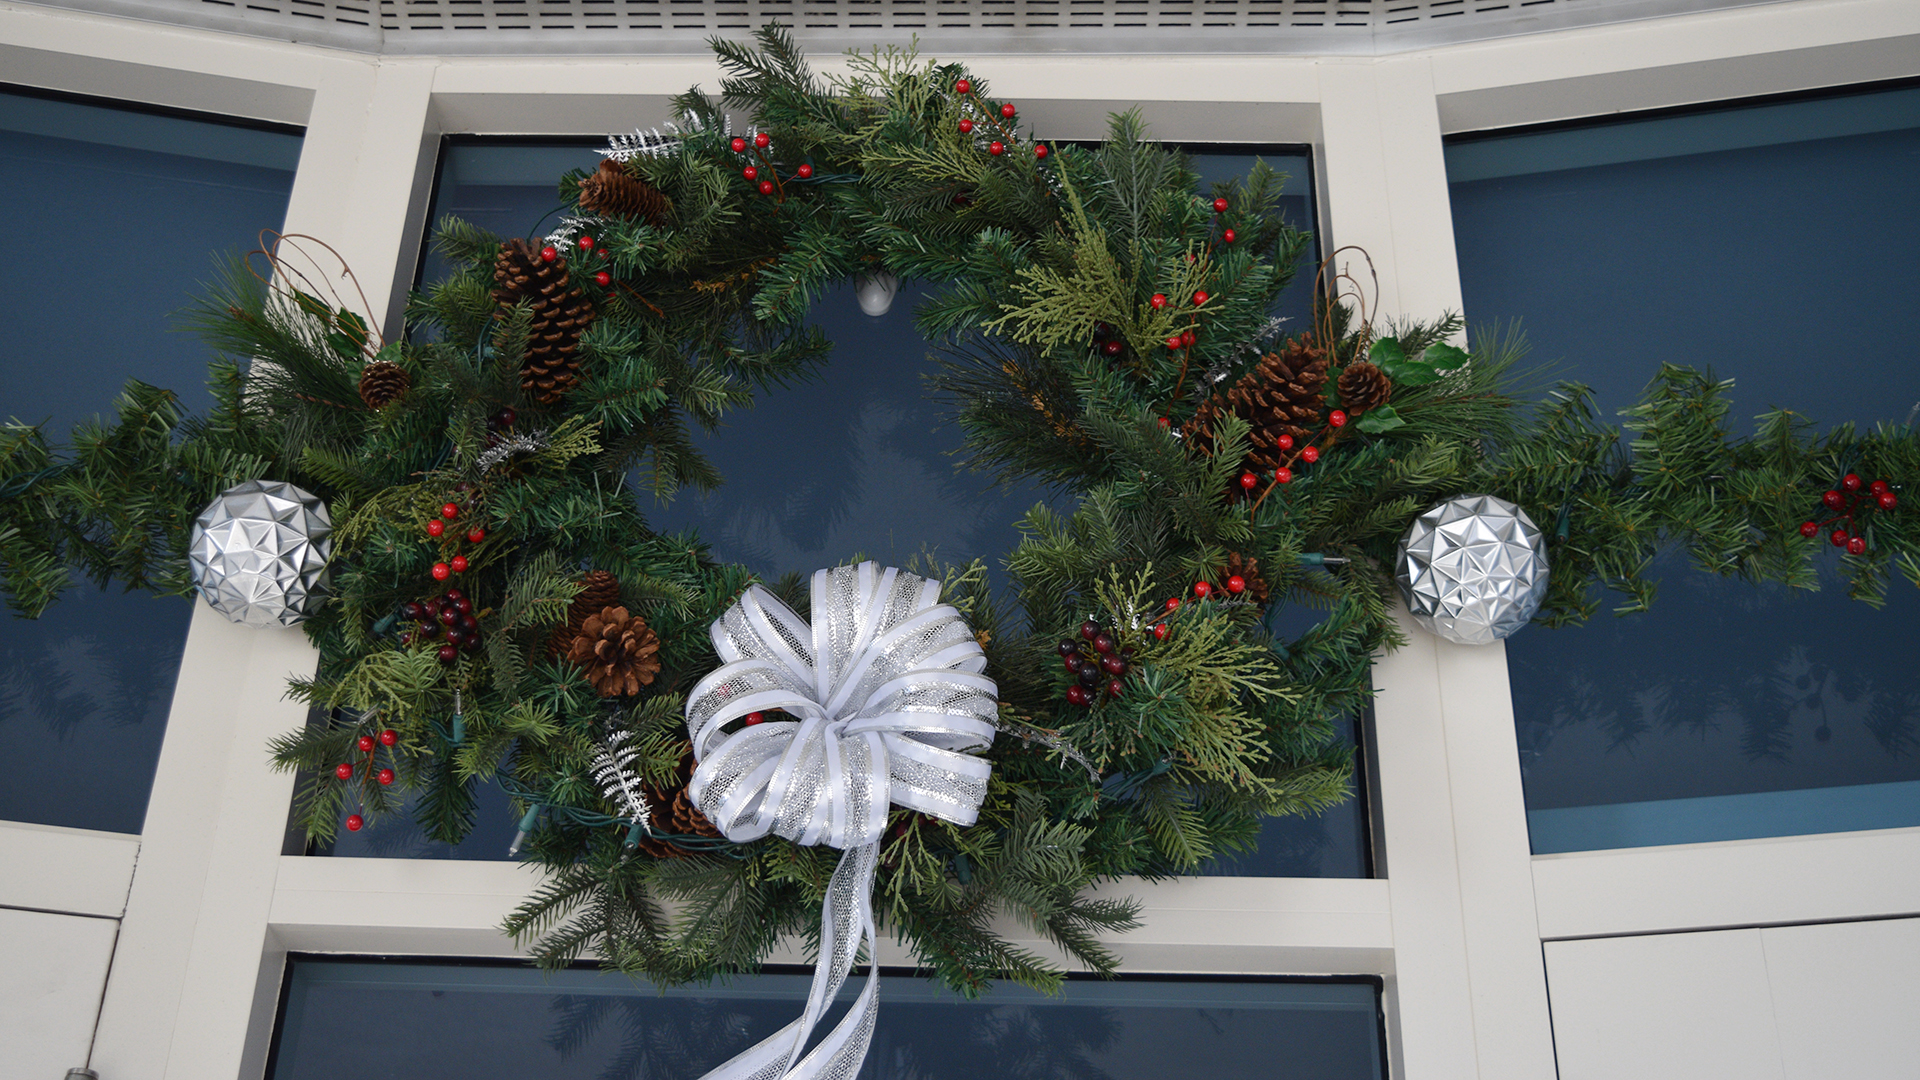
top-left (21, 0), bottom-right (1792, 55)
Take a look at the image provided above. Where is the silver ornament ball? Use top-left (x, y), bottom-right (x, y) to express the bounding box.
top-left (188, 479), bottom-right (333, 627)
top-left (1395, 493), bottom-right (1549, 646)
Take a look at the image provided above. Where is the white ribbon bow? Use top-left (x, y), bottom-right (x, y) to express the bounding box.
top-left (685, 562), bottom-right (998, 1080)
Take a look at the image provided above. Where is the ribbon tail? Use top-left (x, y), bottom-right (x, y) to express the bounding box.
top-left (694, 842), bottom-right (881, 1080)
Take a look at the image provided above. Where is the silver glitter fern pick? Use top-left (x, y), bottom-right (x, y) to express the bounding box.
top-left (591, 729), bottom-right (654, 830)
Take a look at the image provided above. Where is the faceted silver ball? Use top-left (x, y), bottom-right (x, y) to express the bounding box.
top-left (1395, 493), bottom-right (1549, 646)
top-left (188, 479), bottom-right (332, 628)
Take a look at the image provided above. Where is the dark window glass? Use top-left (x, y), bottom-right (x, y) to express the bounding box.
top-left (328, 141), bottom-right (1364, 877)
top-left (0, 87), bottom-right (302, 834)
top-left (268, 958), bottom-right (1386, 1080)
top-left (1447, 83), bottom-right (1920, 852)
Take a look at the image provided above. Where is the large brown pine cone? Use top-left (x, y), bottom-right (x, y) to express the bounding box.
top-left (546, 570), bottom-right (622, 659)
top-left (566, 606), bottom-right (661, 697)
top-left (491, 238), bottom-right (595, 404)
top-left (576, 158), bottom-right (669, 227)
top-left (1219, 551), bottom-right (1272, 603)
top-left (356, 360), bottom-right (410, 409)
top-left (1336, 360), bottom-right (1393, 415)
top-left (1185, 336), bottom-right (1330, 472)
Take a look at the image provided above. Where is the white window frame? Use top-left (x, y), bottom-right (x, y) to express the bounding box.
top-left (1, 2), bottom-right (1916, 1076)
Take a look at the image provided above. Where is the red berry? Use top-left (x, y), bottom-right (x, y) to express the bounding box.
top-left (955, 78), bottom-right (972, 94)
top-left (1275, 467), bottom-right (1293, 484)
top-left (1301, 446), bottom-right (1320, 464)
top-left (1107, 679), bottom-right (1124, 699)
top-left (1066, 684), bottom-right (1089, 706)
top-left (1192, 290), bottom-right (1209, 305)
top-left (1158, 416), bottom-right (1171, 428)
top-left (1881, 491), bottom-right (1899, 509)
top-left (377, 768), bottom-right (395, 786)
top-left (1831, 530), bottom-right (1850, 547)
top-left (346, 814), bottom-right (364, 832)
top-left (577, 236), bottom-right (594, 250)
top-left (759, 180), bottom-right (775, 195)
top-left (1847, 536), bottom-right (1867, 555)
top-left (1329, 410), bottom-right (1348, 428)
top-left (540, 246), bottom-right (557, 262)
top-left (594, 270), bottom-right (611, 287)
top-left (438, 644), bottom-right (458, 663)
top-left (427, 519), bottom-right (445, 537)
top-left (1799, 521), bottom-right (1819, 538)
top-left (1035, 144), bottom-right (1049, 159)
top-left (1150, 293), bottom-right (1167, 309)
top-left (335, 763), bottom-right (353, 780)
top-left (1001, 102), bottom-right (1016, 118)
top-left (442, 502), bottom-right (460, 519)
top-left (959, 119), bottom-right (974, 134)
top-left (1181, 330), bottom-right (1195, 347)
top-left (1063, 653), bottom-right (1083, 673)
top-left (743, 165), bottom-right (758, 180)
top-left (989, 141), bottom-right (1005, 156)
top-left (744, 711), bottom-right (765, 725)
top-left (1094, 633), bottom-right (1115, 654)
top-left (1226, 575), bottom-right (1247, 594)
top-left (1212, 198), bottom-right (1229, 213)
top-left (466, 527), bottom-right (486, 543)
top-left (797, 163), bottom-right (814, 178)
top-left (1843, 473), bottom-right (1863, 491)
top-left (1153, 623), bottom-right (1168, 641)
top-left (1823, 490), bottom-right (1845, 510)
top-left (1277, 434), bottom-right (1295, 451)
top-left (358, 735), bottom-right (375, 752)
top-left (731, 137), bottom-right (747, 152)
top-left (439, 606), bottom-right (457, 625)
top-left (445, 588), bottom-right (464, 601)
top-left (454, 597), bottom-right (472, 614)
top-left (432, 562), bottom-right (451, 581)
top-left (754, 132), bottom-right (770, 149)
top-left (1103, 340), bottom-right (1123, 357)
top-left (1102, 655), bottom-right (1127, 676)
top-left (379, 729), bottom-right (398, 746)
top-left (1194, 581), bottom-right (1212, 598)
top-left (1222, 229), bottom-right (1236, 243)
top-left (495, 409), bottom-right (516, 428)
top-left (1165, 597), bottom-right (1181, 612)
top-left (1239, 472), bottom-right (1258, 490)
top-left (1166, 335), bottom-right (1184, 350)
top-left (450, 556), bottom-right (468, 573)
top-left (1870, 480), bottom-right (1889, 495)
top-left (1080, 620), bottom-right (1101, 640)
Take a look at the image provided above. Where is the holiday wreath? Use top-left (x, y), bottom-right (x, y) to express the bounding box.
top-left (1, 27), bottom-right (1915, 1043)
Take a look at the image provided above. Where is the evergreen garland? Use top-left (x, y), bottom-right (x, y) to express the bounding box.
top-left (0, 29), bottom-right (1913, 997)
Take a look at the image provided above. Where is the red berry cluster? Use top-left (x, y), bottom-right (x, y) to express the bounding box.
top-left (1091, 321), bottom-right (1128, 364)
top-left (1190, 573), bottom-right (1248, 600)
top-left (1799, 474), bottom-right (1899, 555)
top-left (335, 726), bottom-right (400, 832)
top-left (950, 78), bottom-right (1048, 163)
top-left (401, 587), bottom-right (481, 665)
top-left (728, 131), bottom-right (813, 198)
top-left (425, 488), bottom-right (486, 582)
top-left (1058, 619), bottom-right (1135, 707)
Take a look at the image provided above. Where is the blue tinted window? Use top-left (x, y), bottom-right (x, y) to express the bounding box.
top-left (1448, 84), bottom-right (1920, 852)
top-left (269, 959), bottom-right (1385, 1079)
top-left (0, 89), bottom-right (301, 834)
top-left (332, 141), bottom-right (1363, 877)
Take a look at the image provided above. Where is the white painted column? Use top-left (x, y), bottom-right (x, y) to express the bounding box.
top-left (89, 57), bottom-right (440, 1080)
top-left (1318, 55), bottom-right (1556, 1080)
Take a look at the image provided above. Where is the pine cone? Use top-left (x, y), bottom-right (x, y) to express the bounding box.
top-left (492, 238), bottom-right (595, 404)
top-left (633, 748), bottom-right (722, 859)
top-left (1219, 551), bottom-right (1272, 603)
top-left (1337, 360), bottom-right (1393, 415)
top-left (546, 570), bottom-right (622, 659)
top-left (566, 606), bottom-right (661, 697)
top-left (576, 158), bottom-right (668, 227)
top-left (1185, 336), bottom-right (1330, 472)
top-left (356, 360), bottom-right (410, 409)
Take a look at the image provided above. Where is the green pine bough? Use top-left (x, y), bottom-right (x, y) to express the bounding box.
top-left (1, 28), bottom-right (1915, 996)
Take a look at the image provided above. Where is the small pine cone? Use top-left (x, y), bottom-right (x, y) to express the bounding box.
top-left (576, 158), bottom-right (669, 227)
top-left (356, 360), bottom-right (410, 409)
top-left (669, 788), bottom-right (722, 838)
top-left (1220, 551), bottom-right (1272, 604)
top-left (566, 606), bottom-right (662, 697)
top-left (491, 238), bottom-right (595, 404)
top-left (1185, 336), bottom-right (1330, 473)
top-left (1337, 360), bottom-right (1393, 415)
top-left (547, 570), bottom-right (622, 659)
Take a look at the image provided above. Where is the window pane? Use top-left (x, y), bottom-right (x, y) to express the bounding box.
top-left (270, 959), bottom-right (1385, 1080)
top-left (335, 141), bottom-right (1363, 876)
top-left (1447, 85), bottom-right (1920, 852)
top-left (0, 89), bottom-right (302, 834)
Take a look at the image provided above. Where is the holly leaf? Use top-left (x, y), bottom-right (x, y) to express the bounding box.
top-left (1369, 337), bottom-right (1406, 369)
top-left (1424, 342), bottom-right (1468, 371)
top-left (1370, 336), bottom-right (1445, 387)
top-left (292, 290), bottom-right (333, 320)
top-left (1355, 405), bottom-right (1406, 433)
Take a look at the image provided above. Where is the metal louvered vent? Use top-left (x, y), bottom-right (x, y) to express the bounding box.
top-left (39, 0), bottom-right (1792, 54)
